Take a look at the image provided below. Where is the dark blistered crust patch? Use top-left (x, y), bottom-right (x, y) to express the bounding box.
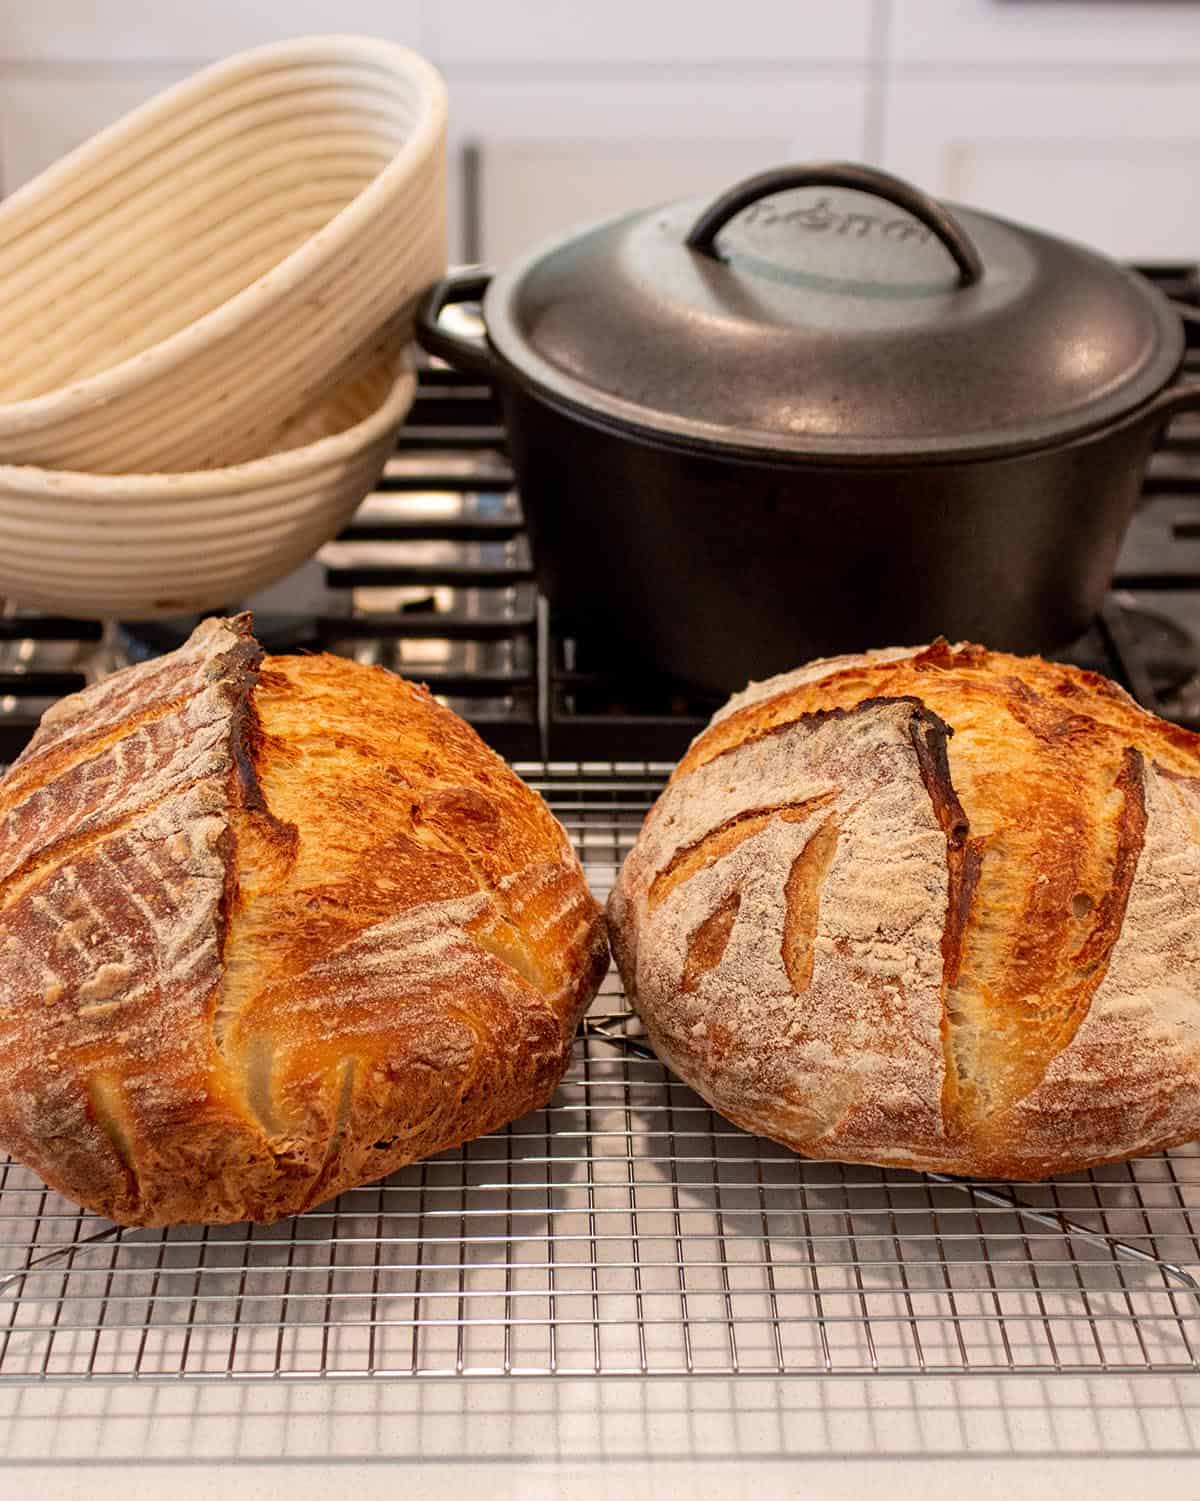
top-left (903, 699), bottom-right (985, 1118)
top-left (210, 619), bottom-right (272, 1008)
top-left (217, 616), bottom-right (268, 816)
top-left (910, 638), bottom-right (985, 672)
top-left (905, 707), bottom-right (983, 993)
top-left (907, 710), bottom-right (967, 850)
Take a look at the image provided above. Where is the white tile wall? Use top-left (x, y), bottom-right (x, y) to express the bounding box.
top-left (3, 0), bottom-right (1200, 259)
top-left (889, 0), bottom-right (1200, 68)
top-left (0, 1), bottom-right (424, 62)
top-left (477, 138), bottom-right (811, 266)
top-left (440, 72), bottom-right (868, 147)
top-left (0, 67), bottom-right (190, 188)
top-left (448, 72), bottom-right (869, 258)
top-left (882, 73), bottom-right (1200, 260)
top-left (426, 1), bottom-right (874, 65)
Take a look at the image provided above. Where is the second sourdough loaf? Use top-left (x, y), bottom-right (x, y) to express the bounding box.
top-left (0, 615), bottom-right (608, 1225)
top-left (609, 641), bottom-right (1200, 1179)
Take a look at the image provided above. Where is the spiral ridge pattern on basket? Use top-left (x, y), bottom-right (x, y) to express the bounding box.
top-left (0, 356), bottom-right (416, 618)
top-left (0, 36), bottom-right (446, 473)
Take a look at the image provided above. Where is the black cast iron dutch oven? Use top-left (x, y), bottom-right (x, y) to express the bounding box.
top-left (416, 162), bottom-right (1200, 695)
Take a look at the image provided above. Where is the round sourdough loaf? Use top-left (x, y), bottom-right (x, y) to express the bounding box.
top-left (609, 641), bottom-right (1200, 1179)
top-left (0, 615), bottom-right (607, 1225)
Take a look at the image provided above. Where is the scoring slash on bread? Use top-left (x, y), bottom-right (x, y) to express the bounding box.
top-left (609, 640), bottom-right (1200, 1180)
top-left (0, 615), bottom-right (608, 1226)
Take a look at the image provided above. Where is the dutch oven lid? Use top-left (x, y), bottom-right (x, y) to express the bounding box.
top-left (483, 162), bottom-right (1185, 462)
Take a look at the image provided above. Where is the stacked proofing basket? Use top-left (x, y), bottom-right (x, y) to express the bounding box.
top-left (0, 36), bottom-right (447, 618)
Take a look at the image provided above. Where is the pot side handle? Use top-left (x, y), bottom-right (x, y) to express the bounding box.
top-left (685, 162), bottom-right (985, 287)
top-left (415, 269), bottom-right (496, 379)
top-left (1143, 380), bottom-right (1200, 428)
top-left (1141, 299), bottom-right (1200, 429)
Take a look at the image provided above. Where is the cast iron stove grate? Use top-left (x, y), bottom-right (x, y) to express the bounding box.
top-left (1, 266), bottom-right (1200, 1383)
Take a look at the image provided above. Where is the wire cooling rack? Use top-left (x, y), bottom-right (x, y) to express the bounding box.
top-left (1, 760), bottom-right (1199, 1384)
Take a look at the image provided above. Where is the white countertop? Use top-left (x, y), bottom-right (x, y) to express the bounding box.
top-left (3, 1372), bottom-right (1200, 1499)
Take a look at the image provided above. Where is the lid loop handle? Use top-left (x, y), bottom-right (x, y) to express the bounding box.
top-left (685, 162), bottom-right (985, 287)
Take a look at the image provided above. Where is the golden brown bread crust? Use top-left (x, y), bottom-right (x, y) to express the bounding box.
top-left (609, 641), bottom-right (1200, 1179)
top-left (0, 615), bottom-right (607, 1225)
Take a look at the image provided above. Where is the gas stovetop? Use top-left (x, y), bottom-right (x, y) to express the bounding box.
top-left (2, 261), bottom-right (1199, 765)
top-left (2, 267), bottom-right (1200, 1391)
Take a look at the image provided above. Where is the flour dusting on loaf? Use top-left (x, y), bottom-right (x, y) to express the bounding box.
top-left (610, 640), bottom-right (1200, 1179)
top-left (0, 615), bottom-right (607, 1225)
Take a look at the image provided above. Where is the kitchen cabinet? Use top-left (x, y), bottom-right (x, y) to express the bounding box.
top-left (426, 0), bottom-right (874, 65)
top-left (474, 139), bottom-right (795, 266)
top-left (890, 0), bottom-right (1200, 68)
top-left (0, 0), bottom-right (423, 61)
top-left (455, 73), bottom-right (869, 262)
top-left (882, 74), bottom-right (1200, 261)
top-left (7, 1), bottom-right (1200, 262)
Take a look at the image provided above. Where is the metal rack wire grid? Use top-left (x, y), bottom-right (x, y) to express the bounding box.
top-left (2, 762), bottom-right (1200, 1383)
